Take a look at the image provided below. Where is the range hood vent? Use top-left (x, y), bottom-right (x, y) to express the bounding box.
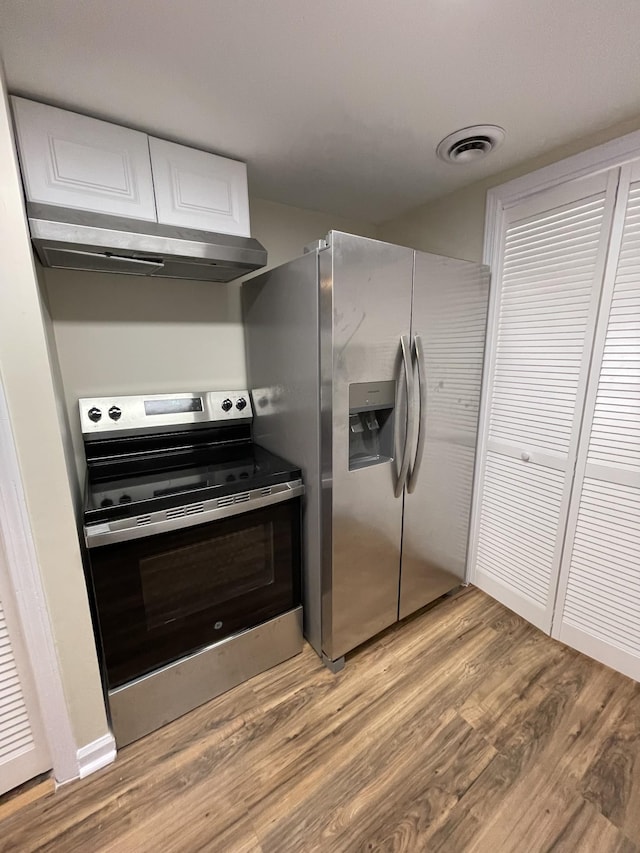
top-left (27, 203), bottom-right (268, 282)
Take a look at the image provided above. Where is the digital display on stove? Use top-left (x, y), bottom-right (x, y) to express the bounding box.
top-left (144, 398), bottom-right (203, 416)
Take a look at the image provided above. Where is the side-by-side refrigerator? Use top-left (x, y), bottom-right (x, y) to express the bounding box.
top-left (243, 231), bottom-right (489, 669)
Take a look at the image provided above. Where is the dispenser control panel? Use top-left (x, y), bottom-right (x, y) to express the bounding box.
top-left (348, 380), bottom-right (396, 471)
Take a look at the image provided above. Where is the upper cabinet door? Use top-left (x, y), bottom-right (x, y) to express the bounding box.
top-left (11, 97), bottom-right (156, 220)
top-left (149, 137), bottom-right (250, 236)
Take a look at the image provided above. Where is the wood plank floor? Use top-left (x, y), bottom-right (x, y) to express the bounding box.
top-left (2, 586), bottom-right (640, 852)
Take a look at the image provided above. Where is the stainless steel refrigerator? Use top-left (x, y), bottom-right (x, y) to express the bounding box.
top-left (243, 231), bottom-right (489, 669)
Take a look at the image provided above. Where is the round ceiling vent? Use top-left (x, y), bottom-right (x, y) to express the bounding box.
top-left (436, 125), bottom-right (505, 164)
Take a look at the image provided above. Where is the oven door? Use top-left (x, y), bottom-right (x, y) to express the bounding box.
top-left (86, 498), bottom-right (301, 688)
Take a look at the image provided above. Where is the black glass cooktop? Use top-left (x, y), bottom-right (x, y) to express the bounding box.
top-left (84, 443), bottom-right (301, 525)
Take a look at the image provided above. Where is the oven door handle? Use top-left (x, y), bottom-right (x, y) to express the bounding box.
top-left (84, 480), bottom-right (304, 548)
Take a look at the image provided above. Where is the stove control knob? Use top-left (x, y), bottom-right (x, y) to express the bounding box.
top-left (108, 406), bottom-right (122, 421)
top-left (236, 397), bottom-right (247, 411)
top-left (221, 399), bottom-right (233, 412)
top-left (87, 407), bottom-right (102, 423)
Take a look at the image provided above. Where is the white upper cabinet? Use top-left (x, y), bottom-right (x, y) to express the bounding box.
top-left (11, 98), bottom-right (252, 237)
top-left (148, 137), bottom-right (251, 236)
top-left (11, 97), bottom-right (157, 220)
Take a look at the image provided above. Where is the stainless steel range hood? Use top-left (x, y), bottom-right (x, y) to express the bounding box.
top-left (27, 203), bottom-right (268, 282)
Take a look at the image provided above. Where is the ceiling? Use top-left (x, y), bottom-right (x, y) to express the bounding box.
top-left (1, 0), bottom-right (640, 223)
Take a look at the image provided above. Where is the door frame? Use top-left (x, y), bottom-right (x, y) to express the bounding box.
top-left (467, 127), bottom-right (640, 589)
top-left (0, 376), bottom-right (79, 784)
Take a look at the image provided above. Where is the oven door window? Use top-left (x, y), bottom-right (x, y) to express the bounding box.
top-left (88, 501), bottom-right (301, 687)
top-left (140, 524), bottom-right (274, 630)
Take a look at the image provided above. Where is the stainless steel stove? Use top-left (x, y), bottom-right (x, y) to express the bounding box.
top-left (80, 389), bottom-right (303, 747)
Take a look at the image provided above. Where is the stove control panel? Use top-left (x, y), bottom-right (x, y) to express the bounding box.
top-left (79, 390), bottom-right (254, 437)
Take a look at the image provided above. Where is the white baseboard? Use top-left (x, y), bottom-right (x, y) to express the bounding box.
top-left (76, 732), bottom-right (116, 779)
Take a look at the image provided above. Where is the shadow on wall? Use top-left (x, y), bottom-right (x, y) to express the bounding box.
top-left (43, 267), bottom-right (243, 324)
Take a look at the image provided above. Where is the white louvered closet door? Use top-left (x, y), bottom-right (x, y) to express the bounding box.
top-left (470, 171), bottom-right (618, 631)
top-left (553, 162), bottom-right (640, 680)
top-left (0, 531), bottom-right (50, 795)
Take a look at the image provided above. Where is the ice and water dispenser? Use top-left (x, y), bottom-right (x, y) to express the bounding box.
top-left (348, 380), bottom-right (396, 471)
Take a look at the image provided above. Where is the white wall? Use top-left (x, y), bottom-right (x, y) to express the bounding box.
top-left (378, 114), bottom-right (640, 261)
top-left (38, 265), bottom-right (85, 515)
top-left (0, 67), bottom-right (109, 753)
top-left (46, 197), bottom-right (378, 483)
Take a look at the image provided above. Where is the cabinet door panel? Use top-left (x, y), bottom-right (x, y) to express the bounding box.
top-left (11, 97), bottom-right (156, 220)
top-left (471, 172), bottom-right (618, 631)
top-left (149, 137), bottom-right (250, 236)
top-left (554, 165), bottom-right (640, 679)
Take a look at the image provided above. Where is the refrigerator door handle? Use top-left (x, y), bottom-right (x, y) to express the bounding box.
top-left (395, 335), bottom-right (415, 498)
top-left (407, 334), bottom-right (426, 494)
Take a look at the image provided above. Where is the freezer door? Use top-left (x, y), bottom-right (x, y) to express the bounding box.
top-left (399, 252), bottom-right (489, 619)
top-left (322, 232), bottom-right (414, 660)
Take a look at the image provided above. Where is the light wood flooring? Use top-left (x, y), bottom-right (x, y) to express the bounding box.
top-left (2, 586), bottom-right (640, 852)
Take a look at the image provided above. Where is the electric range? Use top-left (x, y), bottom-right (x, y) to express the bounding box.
top-left (79, 389), bottom-right (303, 747)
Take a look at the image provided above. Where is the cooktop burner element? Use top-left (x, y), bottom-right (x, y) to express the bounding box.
top-left (84, 444), bottom-right (300, 525)
top-left (80, 389), bottom-right (301, 527)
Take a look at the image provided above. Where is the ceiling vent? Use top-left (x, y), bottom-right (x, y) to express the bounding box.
top-left (436, 125), bottom-right (505, 164)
